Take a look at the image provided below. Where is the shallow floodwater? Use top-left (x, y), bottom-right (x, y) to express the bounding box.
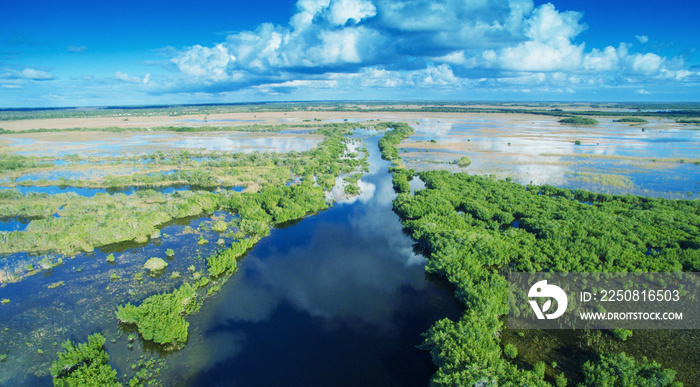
top-left (175, 119), bottom-right (263, 125)
top-left (400, 117), bottom-right (700, 199)
top-left (0, 132), bottom-right (322, 157)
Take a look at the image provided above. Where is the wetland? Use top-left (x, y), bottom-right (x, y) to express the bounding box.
top-left (0, 103), bottom-right (698, 386)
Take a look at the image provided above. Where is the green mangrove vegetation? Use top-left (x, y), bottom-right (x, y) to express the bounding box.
top-left (559, 117), bottom-right (599, 125)
top-left (614, 118), bottom-right (649, 123)
top-left (50, 334), bottom-right (120, 387)
top-left (207, 238), bottom-right (253, 277)
top-left (582, 352), bottom-right (681, 387)
top-left (94, 124), bottom-right (370, 355)
top-left (378, 123), bottom-right (697, 385)
top-left (376, 122), bottom-right (415, 165)
top-left (391, 167), bottom-right (415, 194)
top-left (455, 156), bottom-right (471, 167)
top-left (116, 283), bottom-right (200, 348)
top-left (392, 170), bottom-right (696, 385)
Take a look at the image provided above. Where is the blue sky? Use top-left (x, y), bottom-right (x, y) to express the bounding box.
top-left (1, 0), bottom-right (698, 107)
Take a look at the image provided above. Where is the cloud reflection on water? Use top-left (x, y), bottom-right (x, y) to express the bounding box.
top-left (164, 135), bottom-right (456, 383)
top-left (402, 117), bottom-right (700, 198)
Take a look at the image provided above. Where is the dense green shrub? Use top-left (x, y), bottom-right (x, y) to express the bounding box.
top-left (116, 283), bottom-right (200, 348)
top-left (50, 333), bottom-right (120, 387)
top-left (614, 118), bottom-right (648, 123)
top-left (582, 353), bottom-right (680, 387)
top-left (391, 164), bottom-right (696, 385)
top-left (559, 117), bottom-right (599, 125)
top-left (455, 156), bottom-right (471, 167)
top-left (612, 329), bottom-right (633, 341)
top-left (344, 184), bottom-right (360, 195)
top-left (503, 343), bottom-right (518, 359)
top-left (390, 167), bottom-right (414, 193)
top-left (376, 122), bottom-right (415, 163)
top-left (207, 238), bottom-right (258, 277)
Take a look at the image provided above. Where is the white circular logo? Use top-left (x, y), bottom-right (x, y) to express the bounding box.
top-left (528, 280), bottom-right (568, 320)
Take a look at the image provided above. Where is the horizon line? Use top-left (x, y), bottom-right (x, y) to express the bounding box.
top-left (3, 99), bottom-right (700, 112)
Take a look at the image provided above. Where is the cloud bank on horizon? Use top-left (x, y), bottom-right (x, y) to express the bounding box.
top-left (1, 0), bottom-right (699, 106)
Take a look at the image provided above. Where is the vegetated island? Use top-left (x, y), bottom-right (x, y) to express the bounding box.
top-left (454, 156), bottom-right (471, 167)
top-left (613, 117), bottom-right (649, 123)
top-left (558, 116), bottom-right (599, 125)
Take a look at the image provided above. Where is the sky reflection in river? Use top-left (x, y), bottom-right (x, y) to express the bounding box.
top-left (160, 134), bottom-right (461, 386)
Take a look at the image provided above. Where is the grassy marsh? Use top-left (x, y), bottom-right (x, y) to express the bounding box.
top-left (0, 122), bottom-right (373, 385)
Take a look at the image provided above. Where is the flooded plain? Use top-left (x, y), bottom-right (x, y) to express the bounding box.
top-left (0, 132), bottom-right (323, 157)
top-left (397, 116), bottom-right (700, 199)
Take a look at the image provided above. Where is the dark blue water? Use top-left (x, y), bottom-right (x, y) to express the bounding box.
top-left (158, 135), bottom-right (463, 386)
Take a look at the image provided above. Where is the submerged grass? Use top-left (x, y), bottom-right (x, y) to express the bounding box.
top-left (541, 153), bottom-right (700, 164)
top-left (569, 171), bottom-right (635, 189)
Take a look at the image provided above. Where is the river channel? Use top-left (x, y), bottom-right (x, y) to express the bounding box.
top-left (145, 134), bottom-right (463, 386)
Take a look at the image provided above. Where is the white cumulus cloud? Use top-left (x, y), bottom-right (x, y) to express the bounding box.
top-left (495, 4), bottom-right (586, 72)
top-left (160, 0), bottom-right (695, 97)
top-left (629, 53), bottom-right (663, 75)
top-left (328, 0), bottom-right (377, 26)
